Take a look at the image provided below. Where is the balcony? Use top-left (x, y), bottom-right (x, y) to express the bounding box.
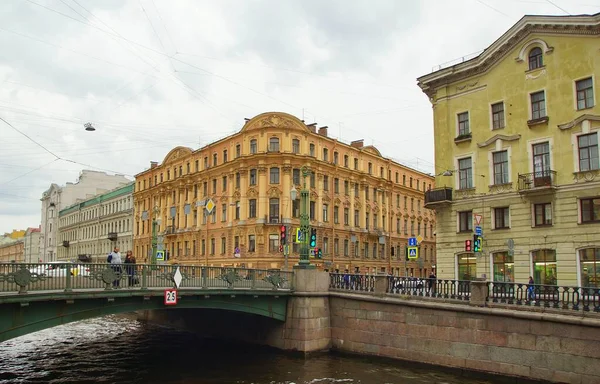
top-left (265, 215), bottom-right (281, 224)
top-left (107, 232), bottom-right (118, 241)
top-left (518, 171), bottom-right (557, 194)
top-left (62, 240), bottom-right (70, 248)
top-left (424, 187), bottom-right (453, 208)
top-left (164, 225), bottom-right (176, 235)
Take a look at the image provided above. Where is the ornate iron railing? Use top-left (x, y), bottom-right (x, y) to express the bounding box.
top-left (388, 276), bottom-right (471, 301)
top-left (329, 273), bottom-right (375, 293)
top-left (0, 263), bottom-right (294, 294)
top-left (488, 282), bottom-right (600, 312)
top-left (517, 170), bottom-right (557, 192)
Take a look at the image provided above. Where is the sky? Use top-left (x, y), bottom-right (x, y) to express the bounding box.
top-left (1, 0), bottom-right (599, 234)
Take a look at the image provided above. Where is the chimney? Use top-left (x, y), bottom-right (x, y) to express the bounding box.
top-left (318, 126), bottom-right (328, 137)
top-left (350, 139), bottom-right (364, 149)
top-left (306, 123), bottom-right (317, 133)
top-left (150, 161), bottom-right (158, 169)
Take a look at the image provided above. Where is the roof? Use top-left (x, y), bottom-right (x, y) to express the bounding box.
top-left (417, 12), bottom-right (600, 97)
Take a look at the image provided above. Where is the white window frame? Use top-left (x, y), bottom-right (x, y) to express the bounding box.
top-left (571, 125), bottom-right (599, 173)
top-left (491, 206), bottom-right (511, 230)
top-left (454, 154), bottom-right (475, 190)
top-left (456, 111), bottom-right (470, 137)
top-left (528, 88), bottom-right (547, 120)
top-left (530, 202), bottom-right (553, 227)
top-left (573, 75), bottom-right (596, 111)
top-left (526, 137), bottom-right (553, 174)
top-left (489, 100), bottom-right (505, 130)
top-left (488, 142), bottom-right (512, 186)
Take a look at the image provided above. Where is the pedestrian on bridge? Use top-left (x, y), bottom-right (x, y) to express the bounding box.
top-left (108, 247), bottom-right (122, 288)
top-left (124, 251), bottom-right (137, 287)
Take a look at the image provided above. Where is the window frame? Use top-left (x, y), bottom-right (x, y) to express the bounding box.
top-left (492, 150), bottom-right (509, 185)
top-left (528, 47), bottom-right (543, 71)
top-left (577, 132), bottom-right (599, 172)
top-left (457, 111), bottom-right (470, 136)
top-left (491, 101), bottom-right (505, 130)
top-left (575, 77), bottom-right (594, 110)
top-left (494, 207), bottom-right (510, 229)
top-left (458, 210), bottom-right (473, 233)
top-left (530, 90), bottom-right (546, 120)
top-left (533, 202), bottom-right (552, 227)
top-left (581, 197), bottom-right (600, 224)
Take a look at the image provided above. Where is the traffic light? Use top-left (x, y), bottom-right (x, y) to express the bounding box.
top-left (309, 228), bottom-right (317, 247)
top-left (473, 235), bottom-right (482, 252)
top-left (280, 225), bottom-right (287, 245)
top-left (465, 239), bottom-right (472, 252)
top-left (317, 248), bottom-right (322, 259)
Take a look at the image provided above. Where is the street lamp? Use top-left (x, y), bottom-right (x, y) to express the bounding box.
top-left (151, 206), bottom-right (161, 266)
top-left (295, 165), bottom-right (315, 269)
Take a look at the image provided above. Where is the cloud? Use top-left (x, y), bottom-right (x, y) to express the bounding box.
top-left (0, 0), bottom-right (596, 232)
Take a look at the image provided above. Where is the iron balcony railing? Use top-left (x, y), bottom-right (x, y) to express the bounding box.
top-left (0, 263), bottom-right (294, 294)
top-left (517, 170), bottom-right (557, 192)
top-left (424, 187), bottom-right (453, 207)
top-left (488, 282), bottom-right (600, 312)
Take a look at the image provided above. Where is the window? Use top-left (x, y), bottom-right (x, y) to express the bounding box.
top-left (195, 160), bottom-right (199, 172)
top-left (530, 91), bottom-right (546, 120)
top-left (458, 112), bottom-right (469, 136)
top-left (576, 78), bottom-right (594, 110)
top-left (458, 157), bottom-right (473, 189)
top-left (270, 167), bottom-right (280, 184)
top-left (249, 199), bottom-right (257, 218)
top-left (581, 198), bottom-right (600, 223)
top-left (334, 206), bottom-right (339, 224)
top-left (323, 204), bottom-right (329, 222)
top-left (293, 168), bottom-right (300, 185)
top-left (309, 143), bottom-right (315, 157)
top-left (292, 200), bottom-right (299, 218)
top-left (457, 253), bottom-right (476, 281)
top-left (292, 139), bottom-right (300, 154)
top-left (269, 198), bottom-right (279, 223)
top-left (343, 208), bottom-right (349, 225)
top-left (213, 153), bottom-right (218, 167)
top-left (236, 144), bottom-right (241, 158)
top-left (368, 162), bottom-right (372, 174)
top-left (344, 155), bottom-right (348, 167)
top-left (309, 201), bottom-right (315, 220)
top-left (210, 238), bottom-right (215, 255)
top-left (494, 207), bottom-right (509, 229)
top-left (310, 172), bottom-right (315, 188)
top-left (458, 211), bottom-right (472, 232)
top-left (221, 237), bottom-right (226, 254)
top-left (212, 179), bottom-right (217, 194)
top-left (579, 248), bottom-right (600, 288)
top-left (493, 150), bottom-right (509, 185)
top-left (249, 169), bottom-right (257, 185)
top-left (221, 204), bottom-right (227, 222)
top-left (235, 172), bottom-right (240, 189)
top-left (323, 175), bottom-right (329, 191)
top-left (344, 180), bottom-right (349, 195)
top-left (534, 203), bottom-right (552, 226)
top-left (492, 102), bottom-right (505, 129)
top-left (578, 133), bottom-right (599, 172)
top-left (250, 139), bottom-right (257, 154)
top-left (269, 234), bottom-right (279, 252)
top-left (528, 47), bottom-right (543, 70)
top-left (235, 201), bottom-right (240, 220)
top-left (532, 142), bottom-right (551, 181)
top-left (334, 178), bottom-right (339, 194)
top-left (532, 249), bottom-right (556, 285)
top-left (269, 137), bottom-right (279, 152)
top-left (223, 150), bottom-right (228, 163)
top-left (354, 158), bottom-right (358, 170)
top-left (354, 210), bottom-right (359, 227)
top-left (248, 235), bottom-right (255, 252)
top-left (333, 152), bottom-right (338, 165)
top-left (492, 252), bottom-right (514, 282)
top-left (322, 148), bottom-right (328, 161)
top-left (222, 176), bottom-right (227, 192)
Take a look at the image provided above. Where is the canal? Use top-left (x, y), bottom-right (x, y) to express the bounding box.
top-left (0, 315), bottom-right (514, 384)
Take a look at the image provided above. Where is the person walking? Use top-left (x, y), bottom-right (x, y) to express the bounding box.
top-left (108, 247), bottom-right (122, 288)
top-left (124, 251), bottom-right (137, 287)
top-left (428, 270), bottom-right (437, 296)
top-left (527, 276), bottom-right (535, 303)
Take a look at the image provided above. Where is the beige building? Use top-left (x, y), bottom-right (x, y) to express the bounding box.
top-left (57, 183), bottom-right (134, 262)
top-left (418, 13), bottom-right (600, 287)
top-left (134, 112), bottom-right (436, 275)
top-left (0, 238), bottom-right (24, 263)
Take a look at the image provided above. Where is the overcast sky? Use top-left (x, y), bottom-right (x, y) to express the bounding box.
top-left (0, 0), bottom-right (598, 234)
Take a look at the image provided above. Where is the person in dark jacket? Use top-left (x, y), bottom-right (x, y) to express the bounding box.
top-left (124, 251), bottom-right (137, 287)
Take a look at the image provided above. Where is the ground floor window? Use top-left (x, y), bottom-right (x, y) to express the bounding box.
top-left (580, 248), bottom-right (600, 288)
top-left (457, 253), bottom-right (476, 280)
top-left (532, 249), bottom-right (557, 285)
top-left (492, 251), bottom-right (514, 282)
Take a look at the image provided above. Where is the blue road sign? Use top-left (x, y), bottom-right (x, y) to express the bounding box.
top-left (156, 251), bottom-right (165, 261)
top-left (475, 226), bottom-right (482, 236)
top-left (408, 237), bottom-right (418, 247)
top-left (408, 246), bottom-right (419, 259)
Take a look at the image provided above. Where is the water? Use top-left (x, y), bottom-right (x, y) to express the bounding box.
top-left (0, 316), bottom-right (508, 384)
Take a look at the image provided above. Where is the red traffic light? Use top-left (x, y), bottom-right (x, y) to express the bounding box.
top-left (465, 239), bottom-right (472, 252)
top-left (280, 225), bottom-right (286, 233)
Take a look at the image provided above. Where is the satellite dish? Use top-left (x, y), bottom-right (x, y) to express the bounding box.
top-left (84, 122), bottom-right (96, 131)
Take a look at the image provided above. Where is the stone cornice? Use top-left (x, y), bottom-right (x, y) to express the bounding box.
top-left (557, 114), bottom-right (600, 130)
top-left (477, 134), bottom-right (522, 148)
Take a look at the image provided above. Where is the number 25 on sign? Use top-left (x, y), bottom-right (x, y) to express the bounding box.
top-left (164, 289), bottom-right (178, 306)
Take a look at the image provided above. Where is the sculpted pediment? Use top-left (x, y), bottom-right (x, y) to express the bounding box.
top-left (163, 146), bottom-right (193, 164)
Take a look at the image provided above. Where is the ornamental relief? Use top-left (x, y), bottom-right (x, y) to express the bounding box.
top-left (247, 188), bottom-right (258, 198)
top-left (573, 170), bottom-right (600, 183)
top-left (232, 190), bottom-right (241, 199)
top-left (382, 207), bottom-right (387, 215)
top-left (282, 165), bottom-right (292, 174)
top-left (343, 200), bottom-right (350, 208)
top-left (310, 190), bottom-right (319, 200)
top-left (488, 183), bottom-right (513, 194)
top-left (334, 197), bottom-right (341, 206)
top-left (322, 195), bottom-right (331, 203)
top-left (354, 201), bottom-right (362, 210)
top-left (267, 186), bottom-right (281, 198)
top-left (257, 114), bottom-right (295, 129)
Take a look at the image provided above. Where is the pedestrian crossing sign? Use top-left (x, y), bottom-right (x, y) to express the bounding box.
top-left (408, 246), bottom-right (419, 259)
top-left (156, 251), bottom-right (165, 261)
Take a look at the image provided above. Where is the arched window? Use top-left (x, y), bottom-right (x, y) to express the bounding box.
top-left (528, 47), bottom-right (543, 70)
top-left (579, 248), bottom-right (600, 288)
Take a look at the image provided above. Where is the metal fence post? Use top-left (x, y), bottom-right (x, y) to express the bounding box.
top-left (141, 266), bottom-right (148, 290)
top-left (65, 268), bottom-right (72, 292)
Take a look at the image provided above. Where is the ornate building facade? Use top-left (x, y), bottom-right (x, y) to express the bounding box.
top-left (419, 13), bottom-right (600, 286)
top-left (134, 112), bottom-right (435, 275)
top-left (57, 183), bottom-right (134, 262)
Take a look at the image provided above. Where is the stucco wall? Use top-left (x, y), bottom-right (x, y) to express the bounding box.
top-left (329, 293), bottom-right (600, 384)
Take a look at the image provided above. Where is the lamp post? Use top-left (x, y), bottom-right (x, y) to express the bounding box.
top-left (151, 206), bottom-right (161, 266)
top-left (295, 165), bottom-right (315, 269)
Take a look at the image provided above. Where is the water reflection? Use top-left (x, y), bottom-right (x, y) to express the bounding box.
top-left (0, 315), bottom-right (502, 384)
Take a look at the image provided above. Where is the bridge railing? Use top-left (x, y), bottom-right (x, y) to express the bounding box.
top-left (0, 263), bottom-right (294, 294)
top-left (487, 281), bottom-right (600, 312)
top-left (329, 273), bottom-right (376, 292)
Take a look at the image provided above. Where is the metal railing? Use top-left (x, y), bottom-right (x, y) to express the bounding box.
top-left (329, 273), bottom-right (375, 293)
top-left (517, 170), bottom-right (557, 191)
top-left (488, 282), bottom-right (600, 312)
top-left (0, 263), bottom-right (294, 294)
top-left (424, 187), bottom-right (453, 206)
top-left (388, 276), bottom-right (471, 301)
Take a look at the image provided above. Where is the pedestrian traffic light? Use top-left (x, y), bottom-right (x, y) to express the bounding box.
top-left (465, 239), bottom-right (472, 252)
top-left (317, 247), bottom-right (322, 259)
top-left (280, 225), bottom-right (287, 245)
top-left (473, 235), bottom-right (482, 252)
top-left (310, 228), bottom-right (317, 247)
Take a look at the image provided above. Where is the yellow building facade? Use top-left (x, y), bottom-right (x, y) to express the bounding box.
top-left (133, 112), bottom-right (436, 274)
top-left (418, 13), bottom-right (600, 287)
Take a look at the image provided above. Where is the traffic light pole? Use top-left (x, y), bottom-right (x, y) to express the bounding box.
top-left (296, 165), bottom-right (314, 269)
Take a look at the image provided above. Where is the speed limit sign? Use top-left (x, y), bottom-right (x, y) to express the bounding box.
top-left (164, 289), bottom-right (178, 306)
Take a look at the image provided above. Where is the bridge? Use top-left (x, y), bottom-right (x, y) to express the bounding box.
top-left (0, 263), bottom-right (293, 342)
top-left (2, 263), bottom-right (599, 383)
